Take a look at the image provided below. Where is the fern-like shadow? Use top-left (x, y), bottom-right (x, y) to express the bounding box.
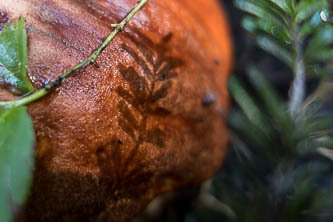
top-left (97, 32), bottom-right (184, 189)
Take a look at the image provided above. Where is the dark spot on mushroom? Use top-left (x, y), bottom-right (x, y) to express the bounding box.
top-left (94, 63), bottom-right (100, 68)
top-left (96, 147), bottom-right (107, 161)
top-left (118, 139), bottom-right (123, 145)
top-left (99, 37), bottom-right (106, 43)
top-left (0, 10), bottom-right (9, 31)
top-left (161, 73), bottom-right (167, 80)
top-left (214, 59), bottom-right (221, 66)
top-left (202, 92), bottom-right (216, 107)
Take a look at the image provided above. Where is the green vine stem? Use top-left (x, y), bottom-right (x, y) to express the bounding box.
top-left (0, 0), bottom-right (148, 110)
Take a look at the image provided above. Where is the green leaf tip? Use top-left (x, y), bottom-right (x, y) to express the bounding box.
top-left (0, 106), bottom-right (35, 222)
top-left (0, 16), bottom-right (35, 93)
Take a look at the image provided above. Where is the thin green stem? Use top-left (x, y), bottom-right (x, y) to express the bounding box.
top-left (0, 0), bottom-right (148, 110)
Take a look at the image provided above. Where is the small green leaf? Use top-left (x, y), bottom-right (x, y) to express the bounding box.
top-left (256, 35), bottom-right (293, 67)
top-left (235, 0), bottom-right (287, 28)
top-left (0, 16), bottom-right (35, 92)
top-left (242, 16), bottom-right (291, 44)
top-left (247, 66), bottom-right (285, 119)
top-left (296, 0), bottom-right (328, 23)
top-left (228, 76), bottom-right (271, 136)
top-left (0, 107), bottom-right (35, 222)
top-left (270, 0), bottom-right (291, 13)
top-left (305, 24), bottom-right (333, 61)
top-left (247, 66), bottom-right (295, 150)
top-left (299, 11), bottom-right (323, 37)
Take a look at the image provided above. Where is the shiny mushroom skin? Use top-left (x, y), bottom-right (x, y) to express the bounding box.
top-left (0, 0), bottom-right (232, 221)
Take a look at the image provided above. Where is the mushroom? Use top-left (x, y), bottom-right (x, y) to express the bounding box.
top-left (0, 0), bottom-right (232, 221)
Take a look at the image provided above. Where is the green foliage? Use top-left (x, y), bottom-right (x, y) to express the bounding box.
top-left (221, 69), bottom-right (333, 221)
top-left (235, 0), bottom-right (332, 78)
top-left (0, 107), bottom-right (34, 222)
top-left (0, 17), bottom-right (35, 222)
top-left (0, 17), bottom-right (35, 93)
top-left (213, 0), bottom-right (333, 221)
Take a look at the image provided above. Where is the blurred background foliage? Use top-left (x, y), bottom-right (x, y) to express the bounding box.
top-left (134, 0), bottom-right (333, 221)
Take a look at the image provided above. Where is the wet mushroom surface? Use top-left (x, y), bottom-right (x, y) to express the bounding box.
top-left (0, 0), bottom-right (232, 221)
